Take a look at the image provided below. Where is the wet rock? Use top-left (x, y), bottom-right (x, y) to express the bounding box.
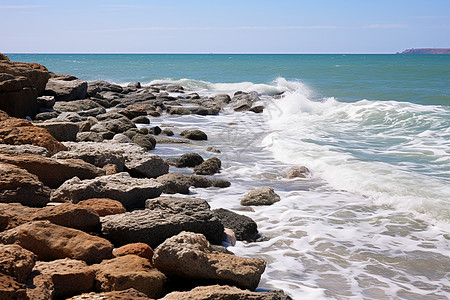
top-left (194, 157), bottom-right (221, 175)
top-left (153, 231), bottom-right (266, 290)
top-left (34, 122), bottom-right (79, 142)
top-left (132, 133), bottom-right (156, 150)
top-left (211, 178), bottom-right (231, 188)
top-left (180, 129), bottom-right (207, 140)
top-left (0, 244), bottom-right (36, 283)
top-left (0, 220), bottom-right (113, 264)
top-left (0, 274), bottom-right (27, 300)
top-left (0, 144), bottom-right (49, 157)
top-left (213, 94), bottom-right (231, 104)
top-left (166, 84), bottom-right (184, 92)
top-left (92, 255), bottom-right (166, 298)
top-left (249, 105), bottom-right (264, 113)
top-left (101, 196), bottom-right (223, 248)
top-left (0, 162), bottom-right (50, 207)
top-left (32, 259), bottom-right (95, 298)
top-left (45, 79), bottom-right (87, 101)
top-left (66, 288), bottom-right (152, 300)
top-left (285, 165), bottom-right (310, 179)
top-left (113, 243), bottom-right (154, 262)
top-left (51, 172), bottom-right (163, 210)
top-left (206, 146), bottom-right (221, 153)
top-left (168, 106), bottom-right (191, 115)
top-left (241, 187), bottom-right (281, 206)
top-left (162, 128), bottom-right (174, 136)
top-left (132, 115), bottom-right (150, 124)
top-left (128, 81), bottom-right (141, 89)
top-left (166, 153), bottom-right (204, 168)
top-left (213, 208), bottom-right (259, 242)
top-left (77, 198), bottom-right (126, 217)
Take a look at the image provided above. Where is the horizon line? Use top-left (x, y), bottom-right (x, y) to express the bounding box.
top-left (5, 51), bottom-right (401, 55)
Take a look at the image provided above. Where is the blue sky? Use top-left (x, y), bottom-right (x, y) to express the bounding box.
top-left (1, 0), bottom-right (449, 53)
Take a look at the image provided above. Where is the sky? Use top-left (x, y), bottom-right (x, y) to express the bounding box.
top-left (1, 0), bottom-right (449, 53)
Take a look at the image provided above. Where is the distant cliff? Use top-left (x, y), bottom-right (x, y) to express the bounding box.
top-left (399, 48), bottom-right (450, 54)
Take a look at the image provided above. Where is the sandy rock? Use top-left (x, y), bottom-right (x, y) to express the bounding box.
top-left (213, 208), bottom-right (259, 242)
top-left (33, 259), bottom-right (95, 298)
top-left (0, 144), bottom-right (49, 156)
top-left (45, 78), bottom-right (88, 101)
top-left (161, 285), bottom-right (293, 300)
top-left (66, 288), bottom-right (152, 300)
top-left (0, 220), bottom-right (113, 264)
top-left (77, 198), bottom-right (126, 217)
top-left (34, 121), bottom-right (79, 141)
top-left (101, 196), bottom-right (223, 248)
top-left (51, 172), bottom-right (163, 210)
top-left (194, 157), bottom-right (221, 175)
top-left (0, 244), bottom-right (36, 283)
top-left (153, 231), bottom-right (266, 290)
top-left (285, 165), bottom-right (310, 179)
top-left (0, 162), bottom-right (50, 207)
top-left (180, 129), bottom-right (207, 140)
top-left (241, 187), bottom-right (281, 206)
top-left (0, 153), bottom-right (105, 188)
top-left (113, 243), bottom-right (154, 262)
top-left (92, 255), bottom-right (166, 298)
top-left (0, 274), bottom-right (27, 300)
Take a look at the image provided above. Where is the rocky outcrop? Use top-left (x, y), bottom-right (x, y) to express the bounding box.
top-left (50, 172), bottom-right (163, 210)
top-left (77, 198), bottom-right (126, 217)
top-left (34, 122), bottom-right (79, 142)
top-left (0, 244), bottom-right (36, 283)
top-left (45, 78), bottom-right (88, 101)
top-left (213, 208), bottom-right (259, 242)
top-left (113, 243), bottom-right (154, 262)
top-left (0, 162), bottom-right (50, 207)
top-left (67, 288), bottom-right (152, 300)
top-left (0, 220), bottom-right (113, 264)
top-left (0, 153), bottom-right (105, 188)
top-left (241, 187), bottom-right (281, 206)
top-left (161, 285), bottom-right (293, 300)
top-left (101, 196), bottom-right (224, 248)
top-left (92, 255), bottom-right (166, 298)
top-left (153, 231), bottom-right (266, 290)
top-left (32, 259), bottom-right (95, 298)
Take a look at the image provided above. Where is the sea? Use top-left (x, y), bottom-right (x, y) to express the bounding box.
top-left (8, 54), bottom-right (450, 299)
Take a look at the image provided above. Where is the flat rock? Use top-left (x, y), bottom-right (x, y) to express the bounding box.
top-left (34, 122), bottom-right (79, 142)
top-left (0, 162), bottom-right (50, 207)
top-left (50, 172), bottom-right (163, 210)
top-left (101, 196), bottom-right (223, 248)
top-left (53, 99), bottom-right (102, 112)
top-left (0, 220), bottom-right (113, 264)
top-left (92, 255), bottom-right (166, 298)
top-left (67, 288), bottom-right (152, 300)
top-left (213, 208), bottom-right (259, 242)
top-left (113, 243), bottom-right (154, 262)
top-left (241, 187), bottom-right (281, 206)
top-left (153, 231), bottom-right (266, 290)
top-left (0, 144), bottom-right (49, 157)
top-left (0, 244), bottom-right (36, 283)
top-left (45, 79), bottom-right (88, 101)
top-left (77, 198), bottom-right (126, 217)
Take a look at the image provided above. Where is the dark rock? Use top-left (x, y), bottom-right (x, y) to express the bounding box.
top-left (213, 208), bottom-right (259, 242)
top-left (168, 106), bottom-right (191, 115)
top-left (128, 81), bottom-right (141, 88)
top-left (206, 146), bottom-right (221, 153)
top-left (167, 153), bottom-right (204, 168)
top-left (35, 111), bottom-right (59, 121)
top-left (132, 115), bottom-right (150, 124)
top-left (102, 117), bottom-right (136, 134)
top-left (0, 73), bottom-right (39, 119)
top-left (149, 126), bottom-right (162, 135)
top-left (180, 129), bottom-right (207, 140)
top-left (87, 80), bottom-right (123, 97)
top-left (162, 128), bottom-right (174, 136)
top-left (249, 105), bottom-right (264, 113)
top-left (34, 122), bottom-right (79, 142)
top-left (132, 133), bottom-right (156, 150)
top-left (0, 274), bottom-right (27, 300)
top-left (194, 157), bottom-right (221, 175)
top-left (213, 94), bottom-right (231, 104)
top-left (36, 95), bottom-right (55, 109)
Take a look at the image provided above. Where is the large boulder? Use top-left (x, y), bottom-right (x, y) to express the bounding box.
top-left (153, 231), bottom-right (266, 290)
top-left (161, 285), bottom-right (293, 300)
top-left (0, 153), bottom-right (105, 188)
top-left (0, 244), bottom-right (36, 283)
top-left (92, 255), bottom-right (166, 298)
top-left (0, 162), bottom-right (50, 207)
top-left (0, 114), bottom-right (67, 155)
top-left (67, 289), bottom-right (152, 300)
top-left (50, 172), bottom-right (163, 210)
top-left (241, 187), bottom-right (281, 206)
top-left (213, 208), bottom-right (259, 242)
top-left (45, 79), bottom-right (88, 101)
top-left (34, 122), bottom-right (79, 142)
top-left (0, 220), bottom-right (113, 264)
top-left (32, 259), bottom-right (95, 298)
top-left (101, 196), bottom-right (224, 248)
top-left (0, 73), bottom-right (39, 118)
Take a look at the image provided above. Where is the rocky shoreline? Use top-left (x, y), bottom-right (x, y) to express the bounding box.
top-left (0, 53), bottom-right (307, 299)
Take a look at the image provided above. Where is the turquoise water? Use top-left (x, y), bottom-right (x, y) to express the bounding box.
top-left (7, 54), bottom-right (450, 106)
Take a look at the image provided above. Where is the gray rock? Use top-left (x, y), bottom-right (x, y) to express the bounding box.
top-left (180, 129), bottom-right (207, 141)
top-left (241, 187), bottom-right (281, 206)
top-left (112, 134), bottom-right (132, 143)
top-left (132, 116), bottom-right (150, 124)
top-left (51, 172), bottom-right (163, 210)
top-left (0, 144), bottom-right (49, 157)
top-left (213, 94), bottom-right (231, 104)
top-left (102, 117), bottom-right (136, 134)
top-left (168, 106), bottom-right (191, 115)
top-left (213, 208), bottom-right (259, 242)
top-left (194, 157), bottom-right (221, 175)
top-left (101, 196), bottom-right (224, 248)
top-left (53, 99), bottom-right (102, 112)
top-left (162, 128), bottom-right (174, 136)
top-left (77, 107), bottom-right (107, 117)
top-left (132, 133), bottom-right (156, 150)
top-left (156, 173), bottom-right (191, 194)
top-left (36, 96), bottom-right (55, 109)
top-left (34, 122), bottom-right (79, 142)
top-left (87, 81), bottom-right (123, 96)
top-left (125, 154), bottom-right (169, 178)
top-left (45, 79), bottom-right (88, 101)
top-left (127, 82), bottom-right (141, 89)
top-left (76, 131), bottom-right (104, 142)
top-left (35, 111), bottom-right (59, 121)
top-left (56, 112), bottom-right (84, 122)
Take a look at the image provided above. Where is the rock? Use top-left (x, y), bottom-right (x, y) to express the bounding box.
top-left (0, 144), bottom-right (49, 156)
top-left (132, 133), bottom-right (156, 150)
top-left (35, 111), bottom-right (59, 121)
top-left (32, 259), bottom-right (95, 298)
top-left (102, 117), bottom-right (136, 134)
top-left (0, 73), bottom-right (39, 118)
top-left (26, 271), bottom-right (54, 300)
top-left (128, 82), bottom-right (141, 88)
top-left (44, 79), bottom-right (88, 101)
top-left (285, 165), bottom-right (310, 179)
top-left (161, 285), bottom-right (293, 300)
top-left (0, 220), bottom-right (113, 264)
top-left (132, 115), bottom-right (150, 124)
top-left (125, 154), bottom-right (169, 178)
top-left (77, 107), bottom-right (107, 117)
top-left (0, 114), bottom-right (67, 155)
top-left (193, 157), bottom-right (221, 175)
top-left (0, 162), bottom-right (50, 207)
top-left (211, 178), bottom-right (231, 188)
top-left (101, 196), bottom-right (223, 248)
top-left (112, 133), bottom-right (132, 143)
top-left (0, 56), bottom-right (49, 94)
top-left (166, 153), bottom-right (204, 168)
top-left (113, 243), bottom-right (154, 262)
top-left (155, 173), bottom-right (191, 194)
top-left (53, 99), bottom-right (102, 112)
top-left (223, 228), bottom-right (237, 246)
top-left (67, 288), bottom-right (152, 300)
top-left (87, 81), bottom-right (123, 96)
top-left (168, 106), bottom-right (191, 115)
top-left (34, 122), bottom-right (79, 142)
top-left (0, 244), bottom-right (36, 283)
top-left (166, 84), bottom-right (184, 92)
top-left (206, 146), bottom-right (221, 153)
top-left (180, 129), bottom-right (207, 140)
top-left (76, 131), bottom-right (104, 142)
top-left (0, 53), bottom-right (10, 61)
top-left (213, 208), bottom-right (259, 242)
top-left (36, 95), bottom-right (55, 108)
top-left (0, 274), bottom-right (27, 300)
top-left (77, 198), bottom-right (126, 217)
top-left (153, 231), bottom-right (266, 290)
top-left (51, 172), bottom-right (163, 210)
top-left (0, 153), bottom-right (105, 188)
top-left (241, 187), bottom-right (281, 206)
top-left (92, 255), bottom-right (166, 298)
top-left (55, 111), bottom-right (85, 123)
top-left (249, 105), bottom-right (264, 113)
top-left (161, 128), bottom-right (174, 136)
top-left (213, 94), bottom-right (231, 104)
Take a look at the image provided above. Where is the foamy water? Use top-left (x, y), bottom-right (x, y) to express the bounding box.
top-left (147, 78), bottom-right (450, 299)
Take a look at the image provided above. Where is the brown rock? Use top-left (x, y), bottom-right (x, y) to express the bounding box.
top-left (34, 122), bottom-right (79, 142)
top-left (0, 115), bottom-right (67, 155)
top-left (0, 162), bottom-right (50, 207)
top-left (33, 258), bottom-right (95, 298)
top-left (0, 153), bottom-right (105, 188)
top-left (193, 157), bottom-right (221, 175)
top-left (0, 244), bottom-right (36, 283)
top-left (153, 231), bottom-right (266, 290)
top-left (66, 288), bottom-right (152, 300)
top-left (0, 53), bottom-right (10, 61)
top-left (0, 274), bottom-right (27, 300)
top-left (285, 165), bottom-right (310, 179)
top-left (93, 255), bottom-right (166, 298)
top-left (0, 220), bottom-right (113, 264)
top-left (113, 243), bottom-right (154, 262)
top-left (26, 271), bottom-right (54, 300)
top-left (0, 74), bottom-right (39, 118)
top-left (77, 198), bottom-right (126, 217)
